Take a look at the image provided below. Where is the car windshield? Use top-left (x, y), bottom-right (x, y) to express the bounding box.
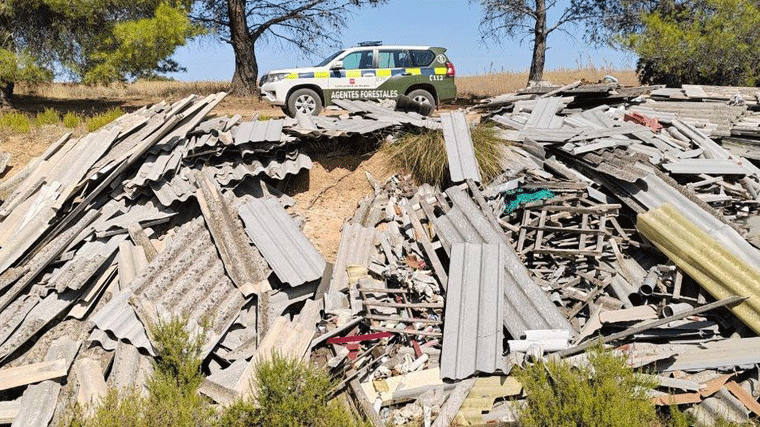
top-left (315, 50), bottom-right (344, 67)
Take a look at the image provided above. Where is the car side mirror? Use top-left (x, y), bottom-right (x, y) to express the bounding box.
top-left (330, 60), bottom-right (344, 70)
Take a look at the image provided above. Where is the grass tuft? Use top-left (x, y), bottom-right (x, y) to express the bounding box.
top-left (383, 123), bottom-right (505, 188)
top-left (218, 353), bottom-right (368, 427)
top-left (87, 107), bottom-right (124, 132)
top-left (516, 346), bottom-right (660, 427)
top-left (62, 111), bottom-right (81, 128)
top-left (35, 108), bottom-right (60, 126)
top-left (0, 112), bottom-right (31, 133)
top-left (61, 316), bottom-right (213, 427)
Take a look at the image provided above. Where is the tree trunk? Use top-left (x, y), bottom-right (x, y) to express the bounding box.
top-left (0, 81), bottom-right (13, 108)
top-left (227, 0), bottom-right (259, 96)
top-left (528, 0), bottom-right (547, 83)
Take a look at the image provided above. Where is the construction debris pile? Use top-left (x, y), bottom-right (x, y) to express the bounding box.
top-left (2, 83), bottom-right (760, 426)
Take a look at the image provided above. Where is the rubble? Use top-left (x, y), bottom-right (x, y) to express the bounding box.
top-left (3, 81), bottom-right (760, 426)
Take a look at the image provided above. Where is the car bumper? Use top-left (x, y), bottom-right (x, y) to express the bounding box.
top-left (260, 82), bottom-right (287, 106)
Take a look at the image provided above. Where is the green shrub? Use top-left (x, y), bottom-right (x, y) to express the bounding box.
top-left (87, 107), bottom-right (124, 132)
top-left (218, 353), bottom-right (368, 427)
top-left (516, 347), bottom-right (659, 427)
top-left (0, 112), bottom-right (31, 133)
top-left (62, 111), bottom-right (81, 128)
top-left (61, 316), bottom-right (215, 427)
top-left (383, 123), bottom-right (505, 188)
top-left (35, 108), bottom-right (60, 126)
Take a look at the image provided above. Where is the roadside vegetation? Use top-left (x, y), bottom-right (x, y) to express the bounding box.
top-left (62, 317), bottom-right (365, 427)
top-left (383, 123), bottom-right (505, 188)
top-left (0, 108), bottom-right (123, 135)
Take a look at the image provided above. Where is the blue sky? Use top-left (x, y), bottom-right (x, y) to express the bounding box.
top-left (169, 0), bottom-right (637, 81)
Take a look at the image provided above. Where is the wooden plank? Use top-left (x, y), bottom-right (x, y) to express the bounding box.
top-left (369, 326), bottom-right (442, 337)
top-left (364, 301), bottom-right (444, 309)
top-left (364, 314), bottom-right (442, 324)
top-left (532, 248), bottom-right (602, 257)
top-left (0, 400), bottom-right (20, 424)
top-left (517, 209), bottom-right (530, 253)
top-left (725, 381), bottom-right (760, 416)
top-left (0, 359), bottom-right (67, 391)
top-left (533, 210), bottom-right (548, 251)
top-left (401, 200), bottom-right (448, 290)
top-left (540, 204), bottom-right (621, 214)
top-left (432, 378), bottom-right (476, 427)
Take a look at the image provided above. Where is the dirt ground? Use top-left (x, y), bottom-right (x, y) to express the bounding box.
top-left (288, 151), bottom-right (392, 262)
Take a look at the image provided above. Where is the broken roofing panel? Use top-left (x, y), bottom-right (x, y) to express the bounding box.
top-left (238, 198), bottom-right (325, 287)
top-left (195, 171), bottom-right (270, 295)
top-left (328, 222), bottom-right (378, 293)
top-left (441, 243), bottom-right (505, 380)
top-left (441, 111), bottom-right (481, 183)
top-left (130, 217), bottom-right (246, 357)
top-left (433, 186), bottom-right (573, 339)
top-left (525, 97), bottom-right (564, 129)
top-left (233, 119), bottom-right (284, 144)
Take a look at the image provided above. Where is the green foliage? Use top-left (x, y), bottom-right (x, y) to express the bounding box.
top-left (0, 49), bottom-right (53, 87)
top-left (62, 111), bottom-right (81, 128)
top-left (217, 353), bottom-right (368, 427)
top-left (0, 111), bottom-right (31, 133)
top-left (84, 3), bottom-right (205, 84)
top-left (87, 108), bottom-right (124, 132)
top-left (516, 347), bottom-right (659, 427)
top-left (61, 316), bottom-right (215, 427)
top-left (627, 0), bottom-right (760, 86)
top-left (383, 123), bottom-right (505, 188)
top-left (35, 108), bottom-right (60, 126)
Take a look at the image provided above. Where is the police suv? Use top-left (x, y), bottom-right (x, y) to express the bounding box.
top-left (259, 41), bottom-right (457, 117)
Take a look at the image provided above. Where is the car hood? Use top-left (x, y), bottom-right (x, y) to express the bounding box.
top-left (264, 67), bottom-right (329, 75)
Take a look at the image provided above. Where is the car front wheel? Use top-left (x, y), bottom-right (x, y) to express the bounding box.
top-left (287, 88), bottom-right (322, 117)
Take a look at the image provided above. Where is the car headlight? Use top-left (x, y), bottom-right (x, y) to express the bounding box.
top-left (261, 73), bottom-right (288, 85)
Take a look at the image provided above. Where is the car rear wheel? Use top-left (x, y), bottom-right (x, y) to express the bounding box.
top-left (407, 89), bottom-right (435, 112)
top-left (287, 88), bottom-right (322, 117)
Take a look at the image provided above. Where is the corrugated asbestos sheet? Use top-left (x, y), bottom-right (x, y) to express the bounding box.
top-left (525, 97), bottom-right (564, 128)
top-left (195, 172), bottom-right (270, 294)
top-left (328, 222), bottom-right (378, 292)
top-left (12, 381), bottom-right (59, 427)
top-left (433, 186), bottom-right (573, 339)
top-left (331, 99), bottom-right (441, 129)
top-left (441, 243), bottom-right (505, 380)
top-left (211, 153), bottom-right (313, 185)
top-left (238, 198), bottom-right (325, 286)
top-left (233, 119), bottom-right (284, 144)
top-left (130, 217), bottom-right (246, 356)
top-left (441, 111), bottom-right (482, 183)
top-left (661, 337), bottom-right (760, 371)
top-left (637, 203), bottom-right (760, 334)
top-left (89, 289), bottom-right (154, 354)
top-left (286, 114), bottom-right (394, 136)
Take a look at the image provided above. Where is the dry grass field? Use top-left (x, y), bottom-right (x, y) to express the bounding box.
top-left (457, 67), bottom-right (639, 97)
top-left (0, 67), bottom-right (639, 177)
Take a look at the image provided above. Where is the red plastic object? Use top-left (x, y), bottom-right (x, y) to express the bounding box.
top-left (327, 331), bottom-right (393, 345)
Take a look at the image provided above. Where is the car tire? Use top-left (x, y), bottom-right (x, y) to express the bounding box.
top-left (281, 105), bottom-right (291, 116)
top-left (407, 89), bottom-right (436, 114)
top-left (287, 88), bottom-right (322, 117)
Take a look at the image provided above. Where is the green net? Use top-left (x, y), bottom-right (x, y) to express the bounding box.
top-left (502, 188), bottom-right (555, 214)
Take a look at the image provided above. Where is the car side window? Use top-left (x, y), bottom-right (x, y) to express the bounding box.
top-left (410, 50), bottom-right (435, 67)
top-left (341, 50), bottom-right (374, 69)
top-left (378, 50), bottom-right (411, 68)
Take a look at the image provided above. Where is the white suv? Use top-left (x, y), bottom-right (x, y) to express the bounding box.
top-left (259, 42), bottom-right (457, 117)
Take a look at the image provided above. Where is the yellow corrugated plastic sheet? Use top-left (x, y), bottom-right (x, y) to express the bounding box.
top-left (637, 203), bottom-right (760, 334)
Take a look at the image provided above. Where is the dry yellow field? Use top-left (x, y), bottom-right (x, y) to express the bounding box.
top-left (456, 67), bottom-right (639, 97)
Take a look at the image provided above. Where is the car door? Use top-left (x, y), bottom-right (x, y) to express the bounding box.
top-left (327, 49), bottom-right (377, 102)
